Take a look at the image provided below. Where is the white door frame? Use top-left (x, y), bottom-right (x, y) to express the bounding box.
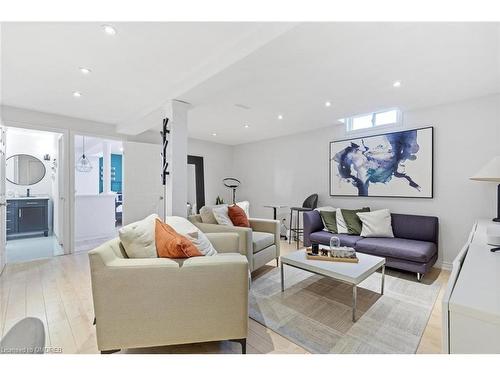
top-left (1, 119), bottom-right (71, 255)
top-left (0, 125), bottom-right (6, 274)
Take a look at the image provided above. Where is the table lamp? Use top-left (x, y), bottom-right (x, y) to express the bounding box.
top-left (470, 156), bottom-right (500, 251)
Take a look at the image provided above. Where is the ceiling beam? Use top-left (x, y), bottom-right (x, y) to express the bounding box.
top-left (115, 23), bottom-right (299, 135)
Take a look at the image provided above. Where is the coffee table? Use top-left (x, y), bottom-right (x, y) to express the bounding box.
top-left (280, 246), bottom-right (386, 322)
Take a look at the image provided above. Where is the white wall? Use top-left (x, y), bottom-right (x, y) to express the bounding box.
top-left (188, 138), bottom-right (235, 206)
top-left (74, 155), bottom-right (100, 195)
top-left (75, 194), bottom-right (116, 241)
top-left (232, 95), bottom-right (500, 267)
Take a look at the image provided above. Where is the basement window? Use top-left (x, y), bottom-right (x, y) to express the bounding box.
top-left (342, 109), bottom-right (401, 132)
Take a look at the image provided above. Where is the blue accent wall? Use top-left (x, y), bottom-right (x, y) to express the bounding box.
top-left (99, 154), bottom-right (123, 193)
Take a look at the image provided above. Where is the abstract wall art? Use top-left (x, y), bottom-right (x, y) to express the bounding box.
top-left (329, 127), bottom-right (433, 198)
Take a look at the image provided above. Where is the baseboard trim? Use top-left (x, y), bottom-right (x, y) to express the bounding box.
top-left (436, 260), bottom-right (452, 271)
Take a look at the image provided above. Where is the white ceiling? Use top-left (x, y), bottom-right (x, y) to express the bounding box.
top-left (75, 135), bottom-right (123, 156)
top-left (182, 22), bottom-right (500, 144)
top-left (1, 22), bottom-right (293, 127)
top-left (2, 22), bottom-right (500, 145)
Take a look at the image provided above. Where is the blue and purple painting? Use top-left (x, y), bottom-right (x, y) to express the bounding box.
top-left (330, 127), bottom-right (433, 198)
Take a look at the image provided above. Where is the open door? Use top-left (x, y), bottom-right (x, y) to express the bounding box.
top-left (56, 134), bottom-right (67, 253)
top-left (0, 126), bottom-right (6, 274)
top-left (122, 141), bottom-right (164, 225)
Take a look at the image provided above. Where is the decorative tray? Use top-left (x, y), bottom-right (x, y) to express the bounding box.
top-left (305, 247), bottom-right (359, 263)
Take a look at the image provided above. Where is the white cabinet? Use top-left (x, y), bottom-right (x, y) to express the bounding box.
top-left (442, 220), bottom-right (500, 353)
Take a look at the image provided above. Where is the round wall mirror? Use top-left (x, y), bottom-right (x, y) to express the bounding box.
top-left (6, 154), bottom-right (46, 185)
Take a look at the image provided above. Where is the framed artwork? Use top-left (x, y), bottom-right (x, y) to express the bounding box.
top-left (329, 126), bottom-right (433, 198)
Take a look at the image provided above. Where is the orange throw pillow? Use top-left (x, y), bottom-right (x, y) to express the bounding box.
top-left (228, 204), bottom-right (250, 227)
top-left (155, 219), bottom-right (202, 258)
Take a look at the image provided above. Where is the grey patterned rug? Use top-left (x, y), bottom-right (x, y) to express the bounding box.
top-left (249, 265), bottom-right (440, 353)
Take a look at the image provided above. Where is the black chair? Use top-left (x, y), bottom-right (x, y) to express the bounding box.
top-left (289, 194), bottom-right (318, 249)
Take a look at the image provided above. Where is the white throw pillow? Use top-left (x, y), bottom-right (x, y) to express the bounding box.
top-left (119, 214), bottom-right (158, 258)
top-left (336, 208), bottom-right (349, 234)
top-left (236, 201), bottom-right (250, 217)
top-left (165, 216), bottom-right (217, 256)
top-left (357, 209), bottom-right (394, 238)
top-left (212, 205), bottom-right (234, 226)
top-left (315, 206), bottom-right (335, 230)
top-left (199, 204), bottom-right (227, 224)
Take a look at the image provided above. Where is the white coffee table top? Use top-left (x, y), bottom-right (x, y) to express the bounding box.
top-left (280, 247), bottom-right (385, 285)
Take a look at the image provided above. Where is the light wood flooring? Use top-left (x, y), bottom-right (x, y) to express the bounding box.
top-left (0, 240), bottom-right (449, 354)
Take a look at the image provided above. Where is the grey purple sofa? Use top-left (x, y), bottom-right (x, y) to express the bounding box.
top-left (303, 210), bottom-right (438, 281)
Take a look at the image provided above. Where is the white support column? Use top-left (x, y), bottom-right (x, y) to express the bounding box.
top-left (166, 100), bottom-right (190, 217)
top-left (102, 141), bottom-right (112, 194)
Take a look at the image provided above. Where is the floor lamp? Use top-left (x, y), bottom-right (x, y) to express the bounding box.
top-left (223, 177), bottom-right (241, 204)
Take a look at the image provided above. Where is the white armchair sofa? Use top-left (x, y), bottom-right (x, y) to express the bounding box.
top-left (189, 214), bottom-right (280, 272)
top-left (88, 231), bottom-right (249, 354)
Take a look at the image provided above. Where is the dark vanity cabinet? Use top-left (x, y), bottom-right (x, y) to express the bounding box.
top-left (7, 198), bottom-right (49, 239)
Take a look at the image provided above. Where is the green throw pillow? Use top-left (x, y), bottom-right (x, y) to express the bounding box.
top-left (320, 210), bottom-right (337, 233)
top-left (341, 207), bottom-right (370, 235)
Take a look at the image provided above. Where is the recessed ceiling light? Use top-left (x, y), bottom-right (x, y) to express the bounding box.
top-left (73, 91), bottom-right (82, 98)
top-left (102, 24), bottom-right (117, 36)
top-left (79, 67), bottom-right (91, 75)
top-left (211, 133), bottom-right (217, 136)
top-left (244, 124), bottom-right (249, 128)
top-left (325, 101), bottom-right (332, 107)
top-left (277, 114), bottom-right (283, 120)
top-left (393, 81), bottom-right (402, 88)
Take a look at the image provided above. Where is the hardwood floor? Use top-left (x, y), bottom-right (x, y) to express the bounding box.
top-left (0, 240), bottom-right (448, 354)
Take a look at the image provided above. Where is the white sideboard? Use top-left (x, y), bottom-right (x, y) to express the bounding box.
top-left (442, 219), bottom-right (500, 353)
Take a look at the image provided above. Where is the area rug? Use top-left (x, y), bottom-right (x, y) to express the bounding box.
top-left (249, 266), bottom-right (440, 354)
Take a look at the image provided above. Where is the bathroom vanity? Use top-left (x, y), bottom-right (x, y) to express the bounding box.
top-left (7, 196), bottom-right (49, 240)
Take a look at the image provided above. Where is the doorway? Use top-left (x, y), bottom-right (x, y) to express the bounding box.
top-left (3, 127), bottom-right (65, 263)
top-left (73, 135), bottom-right (124, 253)
top-left (187, 155), bottom-right (205, 215)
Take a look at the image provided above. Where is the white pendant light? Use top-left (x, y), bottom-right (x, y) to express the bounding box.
top-left (76, 136), bottom-right (93, 173)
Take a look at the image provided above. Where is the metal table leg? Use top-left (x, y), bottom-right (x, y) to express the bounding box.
top-left (281, 261), bottom-right (285, 292)
top-left (296, 212), bottom-right (300, 249)
top-left (381, 265), bottom-right (385, 295)
top-left (352, 284), bottom-right (357, 322)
